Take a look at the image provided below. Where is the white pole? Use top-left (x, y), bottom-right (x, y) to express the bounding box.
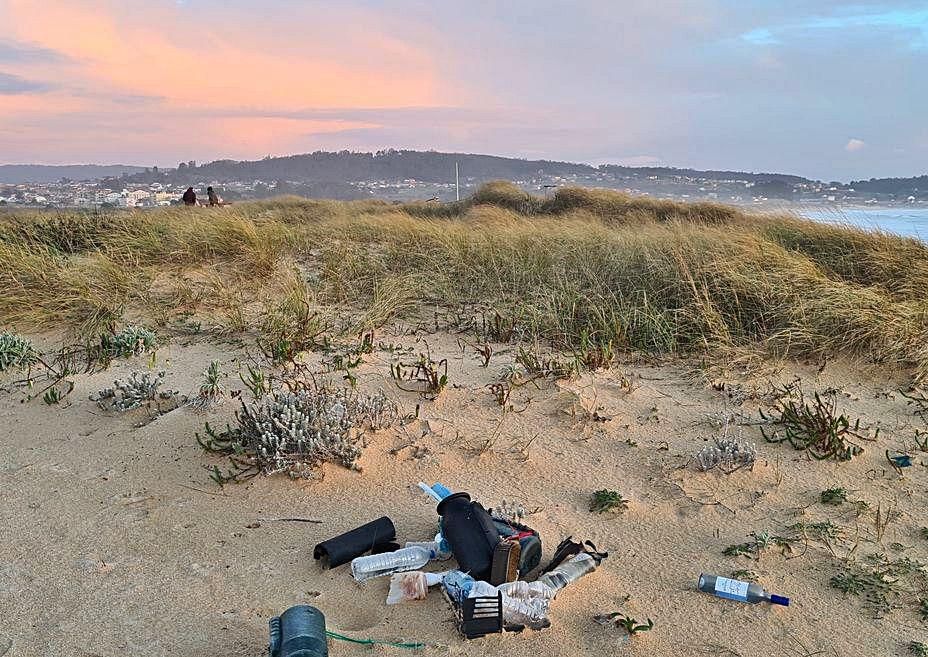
top-left (455, 162), bottom-right (460, 201)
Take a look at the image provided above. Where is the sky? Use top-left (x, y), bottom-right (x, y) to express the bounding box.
top-left (0, 0), bottom-right (925, 181)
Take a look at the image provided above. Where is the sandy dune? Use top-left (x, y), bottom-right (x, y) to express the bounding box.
top-left (1, 327), bottom-right (924, 656)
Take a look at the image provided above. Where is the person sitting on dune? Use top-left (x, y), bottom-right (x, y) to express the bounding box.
top-left (182, 187), bottom-right (198, 206)
top-left (206, 186), bottom-right (225, 207)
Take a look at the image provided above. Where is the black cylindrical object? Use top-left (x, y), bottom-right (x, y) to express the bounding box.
top-left (269, 605), bottom-right (327, 657)
top-left (313, 516), bottom-right (396, 568)
top-left (437, 492), bottom-right (500, 581)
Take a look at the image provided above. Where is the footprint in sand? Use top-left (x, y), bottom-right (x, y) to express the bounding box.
top-left (329, 602), bottom-right (384, 632)
top-left (112, 491), bottom-right (157, 525)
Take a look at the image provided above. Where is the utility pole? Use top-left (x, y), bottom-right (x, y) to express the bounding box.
top-left (455, 162), bottom-right (460, 201)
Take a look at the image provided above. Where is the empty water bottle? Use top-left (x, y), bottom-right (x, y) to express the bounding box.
top-left (470, 580), bottom-right (549, 628)
top-left (697, 573), bottom-right (790, 606)
top-left (499, 579), bottom-right (556, 600)
top-left (405, 539), bottom-right (452, 560)
top-left (441, 571), bottom-right (550, 629)
top-left (351, 545), bottom-right (435, 582)
top-left (535, 552), bottom-right (598, 596)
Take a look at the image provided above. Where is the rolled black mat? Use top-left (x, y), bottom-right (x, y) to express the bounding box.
top-left (313, 516), bottom-right (396, 568)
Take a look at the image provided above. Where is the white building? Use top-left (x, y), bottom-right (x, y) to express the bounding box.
top-left (126, 190), bottom-right (151, 205)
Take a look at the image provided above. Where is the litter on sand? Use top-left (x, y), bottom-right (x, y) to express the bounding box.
top-left (302, 481), bottom-right (607, 644)
top-left (273, 481), bottom-right (790, 652)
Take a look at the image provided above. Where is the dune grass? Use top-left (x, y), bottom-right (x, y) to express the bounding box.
top-left (2, 183), bottom-right (927, 377)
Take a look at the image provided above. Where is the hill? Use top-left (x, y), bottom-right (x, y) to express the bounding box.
top-left (124, 150), bottom-right (596, 185)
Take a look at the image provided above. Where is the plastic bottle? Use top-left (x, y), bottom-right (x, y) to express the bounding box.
top-left (441, 571), bottom-right (550, 629)
top-left (697, 573), bottom-right (790, 606)
top-left (405, 540), bottom-right (452, 561)
top-left (440, 570), bottom-right (472, 605)
top-left (499, 579), bottom-right (556, 600)
top-left (350, 546), bottom-right (435, 582)
top-left (535, 552), bottom-right (598, 596)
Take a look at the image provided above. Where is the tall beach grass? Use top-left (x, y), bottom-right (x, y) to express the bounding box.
top-left (2, 182), bottom-right (927, 377)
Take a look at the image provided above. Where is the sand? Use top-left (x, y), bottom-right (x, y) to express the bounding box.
top-left (1, 326), bottom-right (925, 656)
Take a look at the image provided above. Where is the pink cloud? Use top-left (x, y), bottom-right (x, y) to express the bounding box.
top-left (0, 0), bottom-right (450, 163)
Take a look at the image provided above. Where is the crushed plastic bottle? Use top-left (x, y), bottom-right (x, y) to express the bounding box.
top-left (697, 573), bottom-right (790, 606)
top-left (441, 571), bottom-right (550, 629)
top-left (386, 571), bottom-right (446, 604)
top-left (351, 545), bottom-right (436, 582)
top-left (535, 552), bottom-right (598, 596)
top-left (499, 579), bottom-right (556, 600)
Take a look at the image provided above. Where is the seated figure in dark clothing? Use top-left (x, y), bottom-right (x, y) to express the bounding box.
top-left (206, 186), bottom-right (225, 207)
top-left (182, 187), bottom-right (197, 206)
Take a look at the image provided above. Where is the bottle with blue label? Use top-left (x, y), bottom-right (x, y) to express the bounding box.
top-left (698, 573), bottom-right (789, 606)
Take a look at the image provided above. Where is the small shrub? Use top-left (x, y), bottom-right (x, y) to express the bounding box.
top-left (189, 360), bottom-right (226, 411)
top-left (594, 612), bottom-right (654, 637)
top-left (196, 382), bottom-right (397, 483)
top-left (258, 277), bottom-right (328, 364)
top-left (910, 641), bottom-right (928, 657)
top-left (573, 330), bottom-right (614, 370)
top-left (830, 554), bottom-right (928, 619)
top-left (820, 487), bottom-right (849, 506)
top-left (43, 387), bottom-right (64, 405)
top-left (99, 325), bottom-right (157, 360)
top-left (487, 380), bottom-right (513, 407)
top-left (477, 308), bottom-right (522, 343)
top-left (516, 345), bottom-right (576, 380)
top-left (390, 351), bottom-right (448, 398)
top-left (694, 433), bottom-right (756, 473)
top-left (95, 370), bottom-right (171, 412)
top-left (723, 531), bottom-right (794, 559)
top-left (590, 490), bottom-right (629, 514)
top-left (239, 364), bottom-right (270, 399)
top-left (0, 332), bottom-right (39, 372)
top-left (760, 384), bottom-right (874, 461)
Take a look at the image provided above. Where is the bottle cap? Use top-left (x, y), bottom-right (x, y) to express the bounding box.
top-left (770, 594), bottom-right (790, 606)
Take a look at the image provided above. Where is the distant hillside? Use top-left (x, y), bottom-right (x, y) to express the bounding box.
top-left (600, 164), bottom-right (810, 185)
top-left (849, 175), bottom-right (928, 197)
top-left (125, 150), bottom-right (594, 185)
top-left (6, 152), bottom-right (927, 197)
top-left (0, 164), bottom-right (147, 184)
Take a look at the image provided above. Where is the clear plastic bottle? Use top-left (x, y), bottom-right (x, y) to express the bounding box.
top-left (535, 552), bottom-right (598, 596)
top-left (697, 573), bottom-right (790, 606)
top-left (499, 580), bottom-right (556, 600)
top-left (405, 540), bottom-right (452, 561)
top-left (471, 581), bottom-right (549, 628)
top-left (442, 572), bottom-right (549, 629)
top-left (350, 546), bottom-right (435, 582)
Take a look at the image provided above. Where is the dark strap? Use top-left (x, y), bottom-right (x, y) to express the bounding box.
top-left (539, 537), bottom-right (609, 574)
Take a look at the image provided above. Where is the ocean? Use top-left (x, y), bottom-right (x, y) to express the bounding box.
top-left (796, 206), bottom-right (928, 240)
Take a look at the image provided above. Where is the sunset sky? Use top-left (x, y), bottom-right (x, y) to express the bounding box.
top-left (0, 0), bottom-right (925, 180)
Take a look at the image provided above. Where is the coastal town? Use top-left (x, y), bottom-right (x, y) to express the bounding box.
top-left (2, 165), bottom-right (925, 209)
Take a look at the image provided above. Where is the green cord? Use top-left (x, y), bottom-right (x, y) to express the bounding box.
top-left (325, 630), bottom-right (425, 650)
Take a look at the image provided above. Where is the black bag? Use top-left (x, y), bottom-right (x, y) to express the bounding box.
top-left (437, 493), bottom-right (500, 581)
